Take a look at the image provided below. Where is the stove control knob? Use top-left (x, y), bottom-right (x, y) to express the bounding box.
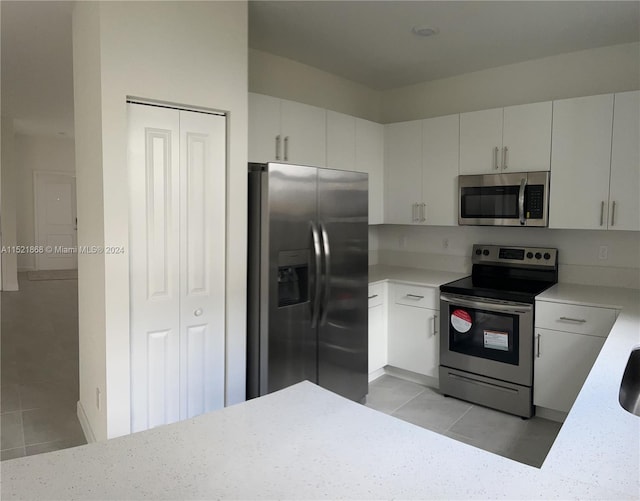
top-left (544, 252), bottom-right (551, 260)
top-left (482, 249), bottom-right (490, 256)
top-left (526, 252), bottom-right (534, 259)
top-left (535, 252), bottom-right (542, 260)
top-left (475, 249), bottom-right (482, 256)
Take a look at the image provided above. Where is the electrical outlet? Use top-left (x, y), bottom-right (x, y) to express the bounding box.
top-left (399, 235), bottom-right (407, 249)
top-left (443, 238), bottom-right (449, 249)
top-left (598, 246), bottom-right (608, 260)
top-left (96, 387), bottom-right (101, 410)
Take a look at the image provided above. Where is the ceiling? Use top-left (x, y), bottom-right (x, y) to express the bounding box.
top-left (249, 1), bottom-right (640, 90)
top-left (1, 1), bottom-right (639, 138)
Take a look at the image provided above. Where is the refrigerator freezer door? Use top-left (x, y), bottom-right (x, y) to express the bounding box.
top-left (317, 168), bottom-right (369, 401)
top-left (263, 163), bottom-right (319, 395)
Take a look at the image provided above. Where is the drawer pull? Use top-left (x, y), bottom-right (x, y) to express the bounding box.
top-left (405, 294), bottom-right (424, 300)
top-left (559, 316), bottom-right (587, 323)
top-left (368, 294), bottom-right (378, 300)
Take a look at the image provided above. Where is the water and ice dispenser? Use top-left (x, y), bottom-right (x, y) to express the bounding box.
top-left (277, 250), bottom-right (310, 307)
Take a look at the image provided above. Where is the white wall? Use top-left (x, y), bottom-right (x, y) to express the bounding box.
top-left (375, 225), bottom-right (640, 289)
top-left (73, 1), bottom-right (248, 441)
top-left (249, 48), bottom-right (381, 122)
top-left (14, 134), bottom-right (75, 271)
top-left (1, 116), bottom-right (19, 291)
top-left (381, 42), bottom-right (640, 123)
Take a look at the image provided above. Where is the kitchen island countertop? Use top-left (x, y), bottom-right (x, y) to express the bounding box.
top-left (2, 270), bottom-right (638, 499)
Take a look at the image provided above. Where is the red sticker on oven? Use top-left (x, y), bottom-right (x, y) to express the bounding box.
top-left (451, 309), bottom-right (472, 333)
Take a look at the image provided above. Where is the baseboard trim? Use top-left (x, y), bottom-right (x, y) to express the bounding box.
top-left (77, 400), bottom-right (97, 443)
top-left (535, 406), bottom-right (567, 423)
top-left (368, 367), bottom-right (386, 382)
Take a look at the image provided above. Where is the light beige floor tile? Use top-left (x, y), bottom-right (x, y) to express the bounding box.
top-left (365, 375), bottom-right (427, 414)
top-left (392, 392), bottom-right (472, 433)
top-left (22, 407), bottom-right (84, 446)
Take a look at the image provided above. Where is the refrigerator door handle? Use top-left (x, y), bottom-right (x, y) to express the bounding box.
top-left (319, 222), bottom-right (331, 326)
top-left (310, 222), bottom-right (323, 328)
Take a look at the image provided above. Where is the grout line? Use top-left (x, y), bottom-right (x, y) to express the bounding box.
top-left (387, 387), bottom-right (427, 415)
top-left (444, 403), bottom-right (474, 434)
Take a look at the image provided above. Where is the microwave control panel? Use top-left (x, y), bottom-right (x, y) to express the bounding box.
top-left (525, 185), bottom-right (545, 219)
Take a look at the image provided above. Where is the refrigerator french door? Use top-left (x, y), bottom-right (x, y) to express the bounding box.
top-left (247, 162), bottom-right (368, 402)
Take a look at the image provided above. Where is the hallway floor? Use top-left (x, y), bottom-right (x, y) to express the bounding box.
top-left (1, 273), bottom-right (86, 460)
top-left (366, 374), bottom-right (562, 468)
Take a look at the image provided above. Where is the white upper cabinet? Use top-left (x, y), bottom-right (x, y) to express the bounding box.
top-left (355, 118), bottom-right (385, 225)
top-left (384, 120), bottom-right (423, 224)
top-left (421, 114), bottom-right (460, 226)
top-left (459, 108), bottom-right (503, 174)
top-left (549, 94), bottom-right (614, 230)
top-left (459, 102), bottom-right (552, 174)
top-left (280, 99), bottom-right (326, 167)
top-left (609, 90), bottom-right (640, 231)
top-left (326, 110), bottom-right (356, 171)
top-left (502, 102), bottom-right (552, 172)
top-left (248, 93), bottom-right (326, 167)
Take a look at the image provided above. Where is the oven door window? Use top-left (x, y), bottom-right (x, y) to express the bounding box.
top-left (447, 304), bottom-right (519, 365)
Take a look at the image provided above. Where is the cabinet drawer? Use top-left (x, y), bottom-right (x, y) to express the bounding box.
top-left (368, 283), bottom-right (385, 308)
top-left (535, 301), bottom-right (617, 337)
top-left (394, 284), bottom-right (438, 310)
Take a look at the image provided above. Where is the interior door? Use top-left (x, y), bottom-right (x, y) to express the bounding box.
top-left (34, 172), bottom-right (77, 270)
top-left (317, 168), bottom-right (368, 401)
top-left (128, 103), bottom-right (226, 432)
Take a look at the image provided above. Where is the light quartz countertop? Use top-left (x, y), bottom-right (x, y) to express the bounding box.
top-left (2, 269), bottom-right (639, 499)
top-left (368, 264), bottom-right (466, 287)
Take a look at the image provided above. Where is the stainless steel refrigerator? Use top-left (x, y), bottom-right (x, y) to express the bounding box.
top-left (247, 162), bottom-right (368, 402)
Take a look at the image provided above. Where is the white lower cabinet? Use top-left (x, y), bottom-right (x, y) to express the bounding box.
top-left (387, 283), bottom-right (439, 378)
top-left (534, 301), bottom-right (617, 413)
top-left (368, 283), bottom-right (387, 375)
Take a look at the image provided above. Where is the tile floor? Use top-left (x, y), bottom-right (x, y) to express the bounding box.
top-left (1, 273), bottom-right (86, 461)
top-left (366, 374), bottom-right (562, 468)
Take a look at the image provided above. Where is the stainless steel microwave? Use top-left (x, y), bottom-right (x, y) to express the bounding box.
top-left (458, 171), bottom-right (550, 227)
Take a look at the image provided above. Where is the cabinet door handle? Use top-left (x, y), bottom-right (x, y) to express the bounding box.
top-left (405, 294), bottom-right (424, 300)
top-left (284, 136), bottom-right (289, 161)
top-left (611, 201), bottom-right (616, 227)
top-left (494, 146), bottom-right (500, 170)
top-left (536, 333), bottom-right (541, 358)
top-left (433, 314), bottom-right (438, 336)
top-left (502, 146), bottom-right (508, 169)
top-left (275, 135), bottom-right (281, 160)
top-left (600, 201), bottom-right (605, 226)
top-left (412, 203), bottom-right (419, 223)
top-left (420, 203), bottom-right (426, 222)
top-left (368, 294), bottom-right (378, 300)
top-left (559, 316), bottom-right (587, 323)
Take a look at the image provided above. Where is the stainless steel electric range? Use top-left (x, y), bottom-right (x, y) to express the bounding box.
top-left (439, 244), bottom-right (558, 418)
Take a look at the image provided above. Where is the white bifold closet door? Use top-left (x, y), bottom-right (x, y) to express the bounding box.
top-left (128, 103), bottom-right (226, 432)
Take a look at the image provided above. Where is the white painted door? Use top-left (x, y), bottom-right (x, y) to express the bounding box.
top-left (355, 118), bottom-right (384, 225)
top-left (459, 108), bottom-right (503, 174)
top-left (421, 114), bottom-right (459, 226)
top-left (128, 103), bottom-right (226, 432)
top-left (326, 110), bottom-right (356, 171)
top-left (34, 172), bottom-right (77, 270)
top-left (384, 120), bottom-right (422, 224)
top-left (280, 99), bottom-right (326, 166)
top-left (549, 94), bottom-right (614, 230)
top-left (502, 101), bottom-right (552, 172)
top-left (609, 90), bottom-right (640, 231)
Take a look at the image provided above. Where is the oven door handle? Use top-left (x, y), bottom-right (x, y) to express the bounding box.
top-left (440, 294), bottom-right (532, 314)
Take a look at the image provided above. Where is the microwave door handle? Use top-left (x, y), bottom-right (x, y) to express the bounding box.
top-left (518, 178), bottom-right (527, 225)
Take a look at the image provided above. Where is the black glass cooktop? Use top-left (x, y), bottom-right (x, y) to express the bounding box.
top-left (440, 275), bottom-right (555, 304)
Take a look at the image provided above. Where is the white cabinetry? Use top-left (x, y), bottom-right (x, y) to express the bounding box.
top-left (248, 93), bottom-right (326, 166)
top-left (549, 94), bottom-right (614, 230)
top-left (385, 116), bottom-right (459, 225)
top-left (609, 90), bottom-right (640, 231)
top-left (326, 110), bottom-right (356, 171)
top-left (459, 102), bottom-right (552, 174)
top-left (368, 283), bottom-right (387, 377)
top-left (534, 301), bottom-right (617, 414)
top-left (356, 118), bottom-right (385, 225)
top-left (387, 283), bottom-right (439, 378)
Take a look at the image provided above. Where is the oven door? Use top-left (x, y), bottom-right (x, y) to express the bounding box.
top-left (439, 293), bottom-right (533, 386)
